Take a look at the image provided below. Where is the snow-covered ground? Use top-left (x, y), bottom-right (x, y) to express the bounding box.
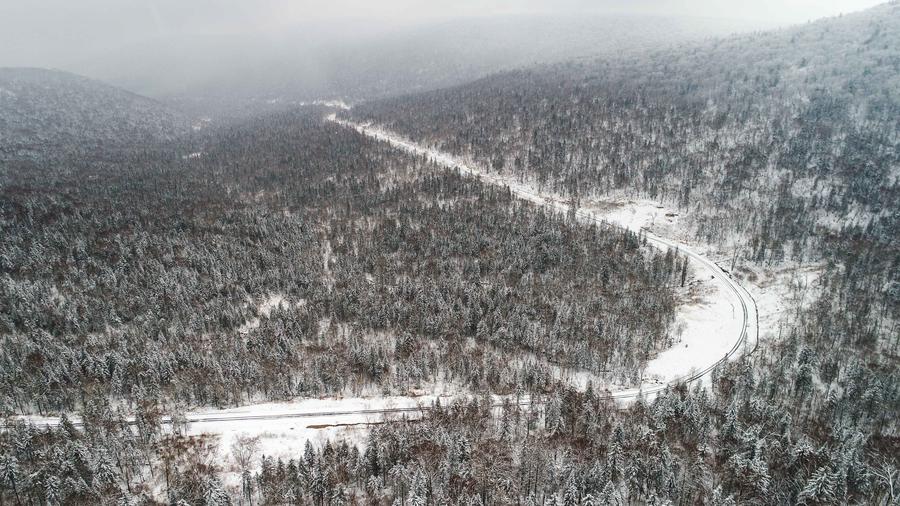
top-left (576, 199), bottom-right (753, 385)
top-left (16, 390), bottom-right (511, 496)
top-left (314, 99), bottom-right (352, 110)
top-left (294, 99), bottom-right (353, 110)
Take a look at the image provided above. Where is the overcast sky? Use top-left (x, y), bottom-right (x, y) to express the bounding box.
top-left (0, 0), bottom-right (886, 68)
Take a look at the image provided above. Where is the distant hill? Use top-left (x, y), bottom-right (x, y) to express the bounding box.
top-left (0, 68), bottom-right (190, 159)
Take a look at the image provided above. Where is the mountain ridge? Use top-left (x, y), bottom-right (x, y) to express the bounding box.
top-left (0, 67), bottom-right (190, 160)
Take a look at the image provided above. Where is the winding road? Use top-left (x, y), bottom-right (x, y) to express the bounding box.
top-left (16, 114), bottom-right (758, 431)
top-left (329, 115), bottom-right (759, 401)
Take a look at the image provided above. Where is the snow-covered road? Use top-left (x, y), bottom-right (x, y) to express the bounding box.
top-left (329, 114), bottom-right (759, 399)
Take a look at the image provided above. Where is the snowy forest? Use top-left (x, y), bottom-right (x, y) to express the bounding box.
top-left (1, 110), bottom-right (685, 412)
top-left (1, 1), bottom-right (899, 505)
top-left (0, 110), bottom-right (693, 503)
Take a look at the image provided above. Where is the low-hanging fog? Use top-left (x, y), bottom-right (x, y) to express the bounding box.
top-left (0, 0), bottom-right (887, 105)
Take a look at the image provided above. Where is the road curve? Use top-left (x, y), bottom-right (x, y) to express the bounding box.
top-left (329, 115), bottom-right (759, 402)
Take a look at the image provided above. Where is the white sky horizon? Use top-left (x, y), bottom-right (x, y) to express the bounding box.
top-left (0, 0), bottom-right (887, 69)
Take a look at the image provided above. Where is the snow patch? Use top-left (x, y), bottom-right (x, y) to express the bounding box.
top-left (315, 99), bottom-right (352, 110)
top-left (238, 294), bottom-right (287, 334)
top-left (192, 117), bottom-right (212, 131)
top-left (331, 116), bottom-right (759, 400)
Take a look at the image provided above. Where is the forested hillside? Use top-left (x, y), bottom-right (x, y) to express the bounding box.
top-left (0, 68), bottom-right (190, 160)
top-left (352, 2), bottom-right (899, 268)
top-left (1, 102), bottom-right (896, 505)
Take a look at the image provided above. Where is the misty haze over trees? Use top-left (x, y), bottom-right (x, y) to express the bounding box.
top-left (0, 1), bottom-right (898, 505)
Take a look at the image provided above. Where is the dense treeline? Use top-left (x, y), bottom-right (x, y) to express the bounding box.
top-left (0, 110), bottom-right (682, 417)
top-left (288, 4), bottom-right (900, 504)
top-left (249, 220), bottom-right (899, 505)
